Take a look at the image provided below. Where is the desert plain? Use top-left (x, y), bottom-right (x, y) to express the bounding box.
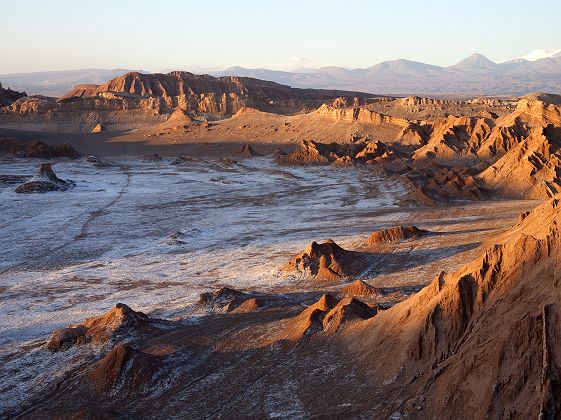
top-left (0, 70), bottom-right (561, 418)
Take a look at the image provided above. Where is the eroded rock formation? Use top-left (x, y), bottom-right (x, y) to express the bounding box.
top-left (284, 239), bottom-right (367, 281)
top-left (368, 225), bottom-right (429, 245)
top-left (15, 163), bottom-right (74, 193)
top-left (47, 303), bottom-right (155, 351)
top-left (0, 82), bottom-right (26, 106)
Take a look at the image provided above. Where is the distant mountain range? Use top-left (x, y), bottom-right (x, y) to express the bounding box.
top-left (2, 50), bottom-right (561, 97)
top-left (0, 68), bottom-right (148, 97)
top-left (215, 52), bottom-right (561, 97)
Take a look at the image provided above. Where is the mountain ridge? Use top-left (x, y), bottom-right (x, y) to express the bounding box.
top-left (2, 51), bottom-right (561, 97)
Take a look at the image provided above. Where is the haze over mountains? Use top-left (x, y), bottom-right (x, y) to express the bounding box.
top-left (2, 50), bottom-right (561, 97)
top-left (218, 51), bottom-right (561, 97)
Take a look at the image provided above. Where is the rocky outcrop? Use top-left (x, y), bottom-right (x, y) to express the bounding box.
top-left (15, 163), bottom-right (74, 193)
top-left (0, 138), bottom-right (80, 158)
top-left (231, 297), bottom-right (262, 313)
top-left (394, 122), bottom-right (431, 146)
top-left (513, 93), bottom-right (561, 126)
top-left (404, 162), bottom-right (486, 204)
top-left (368, 225), bottom-right (429, 245)
top-left (284, 240), bottom-right (367, 281)
top-left (0, 82), bottom-right (26, 107)
top-left (47, 303), bottom-right (153, 351)
top-left (289, 294), bottom-right (376, 337)
top-left (277, 139), bottom-right (395, 166)
top-left (276, 140), bottom-right (332, 165)
top-left (0, 94), bottom-right (170, 133)
top-left (477, 125), bottom-right (561, 198)
top-left (236, 143), bottom-right (261, 157)
top-left (61, 71), bottom-right (371, 116)
top-left (340, 279), bottom-right (380, 297)
top-left (346, 197), bottom-right (561, 419)
top-left (315, 103), bottom-right (409, 127)
top-left (198, 287), bottom-right (250, 313)
top-left (91, 123), bottom-right (105, 133)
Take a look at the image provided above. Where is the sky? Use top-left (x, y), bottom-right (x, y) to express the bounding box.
top-left (1, 0), bottom-right (560, 74)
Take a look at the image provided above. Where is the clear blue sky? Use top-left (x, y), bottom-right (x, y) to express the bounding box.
top-left (1, 0), bottom-right (560, 73)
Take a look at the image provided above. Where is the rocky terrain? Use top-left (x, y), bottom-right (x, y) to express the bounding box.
top-left (7, 196), bottom-right (560, 418)
top-left (0, 82), bottom-right (26, 107)
top-left (2, 70), bottom-right (561, 418)
top-left (0, 71), bottom-right (373, 133)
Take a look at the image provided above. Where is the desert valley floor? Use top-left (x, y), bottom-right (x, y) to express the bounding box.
top-left (0, 153), bottom-right (537, 417)
top-left (2, 70), bottom-right (561, 418)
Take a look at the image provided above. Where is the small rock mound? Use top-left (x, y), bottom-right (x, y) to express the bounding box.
top-left (142, 153), bottom-right (162, 162)
top-left (340, 280), bottom-right (380, 297)
top-left (284, 240), bottom-right (365, 282)
top-left (91, 123), bottom-right (105, 133)
top-left (15, 163), bottom-right (74, 193)
top-left (276, 140), bottom-right (334, 165)
top-left (198, 287), bottom-right (249, 313)
top-left (231, 297), bottom-right (262, 313)
top-left (290, 294), bottom-right (376, 337)
top-left (368, 225), bottom-right (429, 245)
top-left (89, 344), bottom-right (158, 393)
top-left (291, 294), bottom-right (339, 337)
top-left (236, 143), bottom-right (261, 157)
top-left (322, 297), bottom-right (377, 333)
top-left (47, 303), bottom-right (152, 352)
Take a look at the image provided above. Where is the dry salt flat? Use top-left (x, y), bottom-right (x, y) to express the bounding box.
top-left (0, 155), bottom-right (534, 415)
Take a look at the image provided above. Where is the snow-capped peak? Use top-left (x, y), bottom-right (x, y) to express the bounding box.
top-left (512, 48), bottom-right (561, 62)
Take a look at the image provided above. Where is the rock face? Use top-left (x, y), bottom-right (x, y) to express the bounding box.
top-left (89, 344), bottom-right (159, 393)
top-left (60, 71), bottom-right (371, 117)
top-left (477, 125), bottom-right (561, 198)
top-left (15, 163), bottom-right (74, 193)
top-left (0, 82), bottom-right (26, 106)
top-left (315, 103), bottom-right (409, 127)
top-left (347, 196), bottom-right (561, 419)
top-left (47, 303), bottom-right (152, 351)
top-left (368, 225), bottom-right (429, 245)
top-left (284, 240), bottom-right (366, 281)
top-left (0, 138), bottom-right (80, 158)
